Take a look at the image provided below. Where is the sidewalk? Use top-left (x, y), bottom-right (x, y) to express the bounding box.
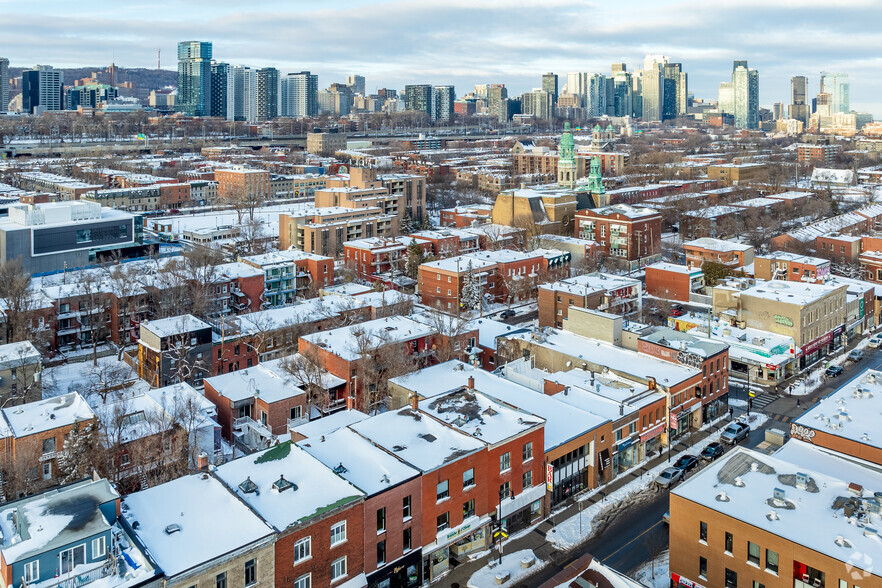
top-left (442, 419), bottom-right (730, 587)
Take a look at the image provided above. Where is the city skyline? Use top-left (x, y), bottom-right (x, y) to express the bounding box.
top-left (3, 0), bottom-right (881, 116)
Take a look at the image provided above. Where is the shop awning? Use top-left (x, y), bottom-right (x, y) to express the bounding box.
top-left (500, 484), bottom-right (546, 518)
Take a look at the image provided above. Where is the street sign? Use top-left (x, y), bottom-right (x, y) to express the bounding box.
top-left (493, 531), bottom-right (508, 539)
top-left (546, 463), bottom-right (553, 491)
top-left (669, 412), bottom-right (678, 429)
top-left (749, 390), bottom-right (756, 398)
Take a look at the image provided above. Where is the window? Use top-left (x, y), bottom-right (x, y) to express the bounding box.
top-left (699, 521), bottom-right (707, 542)
top-left (437, 480), bottom-right (449, 501)
top-left (330, 521), bottom-right (346, 546)
top-left (523, 441), bottom-right (533, 462)
top-left (23, 560), bottom-right (38, 583)
top-left (765, 549), bottom-right (778, 574)
top-left (725, 532), bottom-right (733, 554)
top-left (500, 481), bottom-right (511, 499)
top-left (290, 406), bottom-right (302, 420)
top-left (463, 498), bottom-right (475, 518)
top-left (376, 540), bottom-right (386, 565)
top-left (403, 495), bottom-right (412, 520)
top-left (437, 512), bottom-right (449, 531)
top-left (377, 507), bottom-right (386, 533)
top-left (331, 556), bottom-right (347, 582)
top-left (244, 559), bottom-right (257, 586)
top-left (42, 437), bottom-right (56, 455)
top-left (59, 545), bottom-right (85, 574)
top-left (699, 556), bottom-right (707, 579)
top-left (523, 470), bottom-right (533, 489)
top-left (463, 468), bottom-right (475, 488)
top-left (747, 541), bottom-right (760, 565)
top-left (76, 229), bottom-right (92, 243)
top-left (500, 452), bottom-right (511, 472)
top-left (92, 536), bottom-right (106, 558)
top-left (293, 536), bottom-right (311, 563)
top-left (403, 527), bottom-right (412, 552)
top-left (725, 568), bottom-right (737, 588)
top-left (216, 572), bottom-right (227, 588)
top-left (752, 582), bottom-right (765, 588)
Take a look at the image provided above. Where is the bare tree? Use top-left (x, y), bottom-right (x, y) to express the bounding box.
top-left (280, 347), bottom-right (330, 418)
top-left (0, 260), bottom-right (39, 344)
top-left (349, 327), bottom-right (420, 414)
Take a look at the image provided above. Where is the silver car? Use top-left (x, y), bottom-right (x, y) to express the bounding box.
top-left (655, 467), bottom-right (685, 488)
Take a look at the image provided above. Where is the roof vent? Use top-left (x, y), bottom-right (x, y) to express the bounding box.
top-left (848, 482), bottom-right (864, 496)
top-left (392, 444), bottom-right (407, 452)
top-left (796, 472), bottom-right (808, 489)
top-left (751, 462), bottom-right (759, 472)
top-left (419, 433), bottom-right (437, 443)
top-left (381, 474), bottom-right (390, 484)
top-left (766, 511), bottom-right (780, 521)
top-left (773, 487), bottom-right (786, 501)
top-left (273, 475), bottom-right (297, 493)
top-left (239, 477), bottom-right (258, 494)
top-left (734, 476), bottom-right (744, 487)
top-left (835, 535), bottom-right (853, 548)
top-left (865, 526), bottom-right (878, 538)
top-left (164, 524), bottom-right (182, 535)
top-left (716, 491), bottom-right (730, 502)
top-left (333, 463), bottom-right (348, 475)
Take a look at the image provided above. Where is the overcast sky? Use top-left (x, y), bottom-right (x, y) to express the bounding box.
top-left (4, 0), bottom-right (881, 116)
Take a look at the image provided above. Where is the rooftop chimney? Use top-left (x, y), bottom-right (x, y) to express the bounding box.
top-left (410, 392), bottom-right (419, 410)
top-left (468, 376), bottom-right (475, 391)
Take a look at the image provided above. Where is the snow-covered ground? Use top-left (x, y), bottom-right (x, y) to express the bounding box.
top-left (630, 550), bottom-right (669, 588)
top-left (466, 549), bottom-right (545, 588)
top-left (42, 356), bottom-right (148, 402)
top-left (729, 398), bottom-right (748, 407)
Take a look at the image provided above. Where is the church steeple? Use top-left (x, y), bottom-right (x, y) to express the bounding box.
top-left (557, 122), bottom-right (577, 188)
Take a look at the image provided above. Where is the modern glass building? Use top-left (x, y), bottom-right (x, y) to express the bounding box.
top-left (210, 61), bottom-right (229, 118)
top-left (177, 41), bottom-right (212, 116)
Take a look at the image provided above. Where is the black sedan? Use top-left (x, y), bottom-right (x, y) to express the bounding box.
top-left (825, 365), bottom-right (844, 377)
top-left (701, 442), bottom-right (725, 461)
top-left (673, 454), bottom-right (700, 473)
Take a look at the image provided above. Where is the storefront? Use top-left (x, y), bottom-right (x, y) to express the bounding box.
top-left (702, 393), bottom-right (728, 422)
top-left (549, 443), bottom-right (592, 504)
top-left (612, 436), bottom-right (637, 475)
top-left (421, 516), bottom-right (490, 583)
top-left (798, 326), bottom-right (843, 369)
top-left (641, 423), bottom-right (664, 459)
top-left (497, 484), bottom-right (546, 534)
top-left (368, 549), bottom-right (422, 588)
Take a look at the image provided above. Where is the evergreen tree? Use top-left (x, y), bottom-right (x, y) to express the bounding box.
top-left (405, 239), bottom-right (425, 278)
top-left (460, 261), bottom-right (481, 311)
top-left (400, 212), bottom-right (413, 235)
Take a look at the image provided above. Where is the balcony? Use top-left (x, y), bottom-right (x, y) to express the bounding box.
top-left (287, 415), bottom-right (309, 429)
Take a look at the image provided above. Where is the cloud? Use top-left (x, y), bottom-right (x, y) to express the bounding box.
top-left (1, 0), bottom-right (879, 116)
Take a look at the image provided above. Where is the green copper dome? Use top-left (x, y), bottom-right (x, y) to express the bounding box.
top-left (560, 123), bottom-right (574, 160)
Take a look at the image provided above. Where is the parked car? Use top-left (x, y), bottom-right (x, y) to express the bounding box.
top-left (654, 467), bottom-right (684, 488)
top-left (848, 349), bottom-right (864, 362)
top-left (673, 454), bottom-right (700, 473)
top-left (720, 422), bottom-right (750, 445)
top-left (499, 309), bottom-right (517, 319)
top-left (701, 442), bottom-right (725, 461)
top-left (670, 307), bottom-right (685, 317)
top-left (825, 365), bottom-right (844, 377)
top-left (869, 336), bottom-right (882, 349)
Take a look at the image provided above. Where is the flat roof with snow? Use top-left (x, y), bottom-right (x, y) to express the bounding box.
top-left (299, 427), bottom-right (420, 495)
top-left (215, 441), bottom-right (364, 531)
top-left (673, 443), bottom-right (882, 577)
top-left (301, 315), bottom-right (436, 361)
top-left (3, 392), bottom-right (95, 438)
top-left (122, 474), bottom-right (273, 578)
top-left (350, 406), bottom-right (485, 472)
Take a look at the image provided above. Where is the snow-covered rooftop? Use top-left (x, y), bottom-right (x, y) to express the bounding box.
top-left (215, 441), bottom-right (364, 531)
top-left (350, 406), bottom-right (485, 472)
top-left (299, 427), bottom-right (420, 495)
top-left (736, 279), bottom-right (845, 305)
top-left (646, 262), bottom-right (702, 275)
top-left (0, 340), bottom-right (40, 371)
top-left (684, 237), bottom-right (753, 252)
top-left (301, 315), bottom-right (437, 361)
top-left (3, 392), bottom-right (95, 438)
top-left (420, 388), bottom-right (545, 445)
top-left (204, 359), bottom-right (304, 404)
top-left (289, 409), bottom-right (369, 440)
top-left (141, 314), bottom-right (211, 339)
top-left (674, 442), bottom-right (882, 577)
top-left (122, 474), bottom-right (273, 578)
top-left (793, 369), bottom-right (882, 450)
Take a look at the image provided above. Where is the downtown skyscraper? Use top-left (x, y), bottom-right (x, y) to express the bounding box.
top-left (284, 72), bottom-right (318, 118)
top-left (177, 41), bottom-right (212, 116)
top-left (256, 67), bottom-right (279, 121)
top-left (732, 61), bottom-right (759, 129)
top-left (789, 75), bottom-right (809, 125)
top-left (0, 58), bottom-right (8, 113)
top-left (820, 72), bottom-right (850, 114)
